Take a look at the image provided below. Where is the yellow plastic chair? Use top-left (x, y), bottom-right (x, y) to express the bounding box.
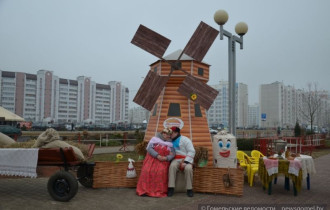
top-left (236, 150), bottom-right (248, 170)
top-left (246, 155), bottom-right (259, 187)
top-left (236, 151), bottom-right (259, 186)
top-left (251, 150), bottom-right (265, 163)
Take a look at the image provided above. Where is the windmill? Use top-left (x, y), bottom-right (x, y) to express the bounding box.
top-left (131, 22), bottom-right (219, 164)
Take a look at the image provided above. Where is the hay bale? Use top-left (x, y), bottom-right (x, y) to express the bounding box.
top-left (1, 128), bottom-right (87, 161)
top-left (66, 141), bottom-right (89, 158)
top-left (31, 128), bottom-right (85, 160)
top-left (32, 128), bottom-right (61, 148)
top-left (0, 132), bottom-right (16, 146)
top-left (42, 140), bottom-right (85, 161)
top-left (0, 139), bottom-right (36, 148)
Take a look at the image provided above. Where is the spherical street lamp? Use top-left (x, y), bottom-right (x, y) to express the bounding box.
top-left (214, 10), bottom-right (229, 26)
top-left (213, 9), bottom-right (248, 136)
top-left (235, 22), bottom-right (248, 36)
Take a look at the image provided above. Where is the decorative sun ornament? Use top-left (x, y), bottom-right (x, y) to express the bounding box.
top-left (190, 93), bottom-right (197, 101)
top-left (116, 154), bottom-right (123, 162)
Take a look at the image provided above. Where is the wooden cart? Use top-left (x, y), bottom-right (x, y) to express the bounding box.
top-left (37, 144), bottom-right (95, 202)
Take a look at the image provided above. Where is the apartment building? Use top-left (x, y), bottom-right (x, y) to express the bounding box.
top-left (248, 103), bottom-right (260, 128)
top-left (259, 81), bottom-right (329, 129)
top-left (237, 83), bottom-right (248, 128)
top-left (207, 81), bottom-right (248, 129)
top-left (282, 85), bottom-right (297, 128)
top-left (207, 81), bottom-right (228, 128)
top-left (57, 78), bottom-right (79, 123)
top-left (128, 106), bottom-right (149, 124)
top-left (109, 81), bottom-right (129, 124)
top-left (0, 70), bottom-right (129, 124)
top-left (0, 71), bottom-right (16, 114)
top-left (259, 81), bottom-right (283, 128)
top-left (93, 83), bottom-right (111, 124)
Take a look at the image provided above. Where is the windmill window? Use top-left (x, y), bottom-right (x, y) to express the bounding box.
top-left (152, 103), bottom-right (158, 116)
top-left (194, 104), bottom-right (202, 117)
top-left (154, 67), bottom-right (157, 73)
top-left (171, 62), bottom-right (182, 71)
top-left (198, 68), bottom-right (204, 76)
top-left (167, 103), bottom-right (181, 116)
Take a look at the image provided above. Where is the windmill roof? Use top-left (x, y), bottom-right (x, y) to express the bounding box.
top-left (163, 49), bottom-right (194, 60)
top-left (150, 49), bottom-right (210, 66)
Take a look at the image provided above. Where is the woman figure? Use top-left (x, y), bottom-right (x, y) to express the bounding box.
top-left (136, 128), bottom-right (175, 197)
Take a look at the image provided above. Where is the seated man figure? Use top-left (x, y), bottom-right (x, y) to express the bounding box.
top-left (167, 126), bottom-right (195, 197)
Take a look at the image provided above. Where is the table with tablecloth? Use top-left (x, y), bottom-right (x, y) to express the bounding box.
top-left (259, 157), bottom-right (303, 196)
top-left (295, 154), bottom-right (316, 190)
top-left (0, 148), bottom-right (39, 178)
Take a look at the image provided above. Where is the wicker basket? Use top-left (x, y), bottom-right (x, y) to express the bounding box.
top-left (93, 161), bottom-right (243, 196)
top-left (93, 161), bottom-right (143, 188)
top-left (193, 167), bottom-right (244, 196)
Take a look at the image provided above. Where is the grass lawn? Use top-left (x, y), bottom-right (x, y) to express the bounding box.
top-left (90, 152), bottom-right (140, 162)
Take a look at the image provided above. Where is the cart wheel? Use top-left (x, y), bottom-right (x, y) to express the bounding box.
top-left (47, 171), bottom-right (78, 202)
top-left (77, 164), bottom-right (94, 188)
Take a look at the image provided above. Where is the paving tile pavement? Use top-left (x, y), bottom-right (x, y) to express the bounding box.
top-left (1, 151), bottom-right (329, 210)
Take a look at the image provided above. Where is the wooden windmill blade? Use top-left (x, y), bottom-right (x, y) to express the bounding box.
top-left (131, 24), bottom-right (171, 59)
top-left (177, 74), bottom-right (219, 110)
top-left (169, 21), bottom-right (219, 107)
top-left (182, 21), bottom-right (219, 62)
top-left (133, 70), bottom-right (169, 111)
top-left (131, 22), bottom-right (218, 111)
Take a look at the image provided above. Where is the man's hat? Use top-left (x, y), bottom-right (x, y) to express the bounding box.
top-left (171, 126), bottom-right (180, 133)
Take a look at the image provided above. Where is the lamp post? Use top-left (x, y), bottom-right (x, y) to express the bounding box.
top-left (214, 9), bottom-right (248, 136)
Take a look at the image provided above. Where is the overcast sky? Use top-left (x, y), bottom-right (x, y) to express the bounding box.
top-left (0, 0), bottom-right (329, 107)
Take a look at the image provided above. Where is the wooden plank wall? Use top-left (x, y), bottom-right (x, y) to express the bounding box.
top-left (144, 60), bottom-right (214, 166)
top-left (158, 60), bottom-right (210, 82)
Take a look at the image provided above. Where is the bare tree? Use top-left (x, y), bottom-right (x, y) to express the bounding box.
top-left (299, 83), bottom-right (322, 134)
top-left (324, 107), bottom-right (330, 132)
